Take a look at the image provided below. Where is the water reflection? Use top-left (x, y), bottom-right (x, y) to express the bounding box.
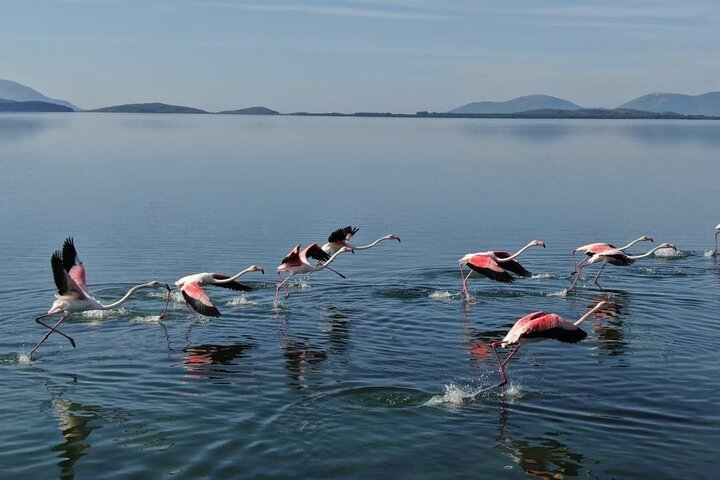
top-left (182, 340), bottom-right (255, 379)
top-left (48, 395), bottom-right (101, 480)
top-left (0, 115), bottom-right (50, 144)
top-left (282, 339), bottom-right (327, 390)
top-left (320, 305), bottom-right (353, 356)
top-left (588, 295), bottom-right (629, 361)
top-left (497, 406), bottom-right (596, 479)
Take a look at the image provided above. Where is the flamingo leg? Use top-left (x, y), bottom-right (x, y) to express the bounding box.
top-left (568, 264), bottom-right (586, 292)
top-left (276, 272), bottom-right (292, 302)
top-left (30, 313), bottom-right (73, 356)
top-left (159, 286), bottom-right (172, 320)
top-left (571, 251), bottom-right (578, 274)
top-left (573, 256), bottom-right (588, 276)
top-left (593, 263), bottom-right (607, 290)
top-left (491, 342), bottom-right (508, 394)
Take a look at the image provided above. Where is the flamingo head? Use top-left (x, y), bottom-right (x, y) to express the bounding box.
top-left (343, 246), bottom-right (355, 254)
top-left (387, 234), bottom-right (401, 242)
top-left (146, 281), bottom-right (171, 291)
top-left (715, 224), bottom-right (720, 232)
top-left (250, 265), bottom-right (265, 274)
top-left (640, 235), bottom-right (654, 242)
top-left (532, 240), bottom-right (546, 248)
top-left (659, 243), bottom-right (677, 251)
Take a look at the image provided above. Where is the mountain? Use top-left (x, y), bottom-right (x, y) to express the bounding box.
top-left (0, 79), bottom-right (76, 110)
top-left (449, 94), bottom-right (582, 114)
top-left (0, 98), bottom-right (73, 112)
top-left (620, 92), bottom-right (720, 116)
top-left (90, 102), bottom-right (207, 114)
top-left (219, 106), bottom-right (279, 115)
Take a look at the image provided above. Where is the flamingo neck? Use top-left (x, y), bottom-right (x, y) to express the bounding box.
top-left (494, 241), bottom-right (538, 263)
top-left (100, 283), bottom-right (151, 310)
top-left (713, 231), bottom-right (719, 256)
top-left (617, 236), bottom-right (651, 251)
top-left (626, 244), bottom-right (669, 260)
top-left (312, 248), bottom-right (347, 271)
top-left (213, 266), bottom-right (257, 284)
top-left (573, 303), bottom-right (605, 326)
top-left (353, 236), bottom-right (394, 251)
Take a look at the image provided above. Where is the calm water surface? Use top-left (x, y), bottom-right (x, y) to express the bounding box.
top-left (0, 114), bottom-right (719, 479)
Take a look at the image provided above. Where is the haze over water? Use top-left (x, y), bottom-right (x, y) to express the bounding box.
top-left (0, 113), bottom-right (719, 478)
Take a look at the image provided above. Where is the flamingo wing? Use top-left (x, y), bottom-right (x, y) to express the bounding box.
top-left (61, 237), bottom-right (90, 292)
top-left (51, 251), bottom-right (86, 298)
top-left (513, 312), bottom-right (587, 343)
top-left (182, 282), bottom-right (220, 317)
top-left (328, 226), bottom-right (358, 243)
top-left (467, 255), bottom-right (514, 283)
top-left (600, 250), bottom-right (634, 266)
top-left (492, 252), bottom-right (532, 277)
top-left (585, 243), bottom-right (615, 256)
top-left (211, 274), bottom-right (252, 291)
top-left (281, 244), bottom-right (302, 266)
top-left (303, 243), bottom-right (331, 262)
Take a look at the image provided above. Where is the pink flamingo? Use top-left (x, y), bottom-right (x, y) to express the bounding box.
top-left (492, 300), bottom-right (609, 391)
top-left (29, 238), bottom-right (171, 358)
top-left (711, 224), bottom-right (720, 256)
top-left (572, 235), bottom-right (653, 273)
top-left (175, 265), bottom-right (264, 317)
top-left (321, 226), bottom-right (400, 255)
top-left (276, 244), bottom-right (353, 303)
top-left (569, 243), bottom-right (676, 291)
top-left (458, 240), bottom-right (546, 296)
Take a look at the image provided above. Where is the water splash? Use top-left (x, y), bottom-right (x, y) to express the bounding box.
top-left (17, 352), bottom-right (32, 364)
top-left (227, 295), bottom-right (257, 307)
top-left (297, 281), bottom-right (312, 290)
top-left (531, 273), bottom-right (557, 280)
top-left (80, 308), bottom-right (127, 320)
top-left (428, 291), bottom-right (455, 301)
top-left (424, 383), bottom-right (495, 406)
top-left (704, 250), bottom-right (716, 258)
top-left (548, 288), bottom-right (569, 297)
top-left (133, 315), bottom-right (164, 323)
top-left (654, 248), bottom-right (687, 259)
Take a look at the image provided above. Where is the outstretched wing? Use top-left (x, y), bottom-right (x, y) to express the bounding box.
top-left (492, 252), bottom-right (532, 277)
top-left (51, 250), bottom-right (86, 298)
top-left (520, 313), bottom-right (587, 343)
top-left (467, 255), bottom-right (514, 283)
top-left (328, 226), bottom-right (359, 243)
top-left (62, 237), bottom-right (88, 292)
top-left (599, 250), bottom-right (634, 266)
top-left (211, 274), bottom-right (252, 291)
top-left (304, 243), bottom-right (331, 262)
top-left (281, 244), bottom-right (302, 266)
top-left (182, 282), bottom-right (221, 317)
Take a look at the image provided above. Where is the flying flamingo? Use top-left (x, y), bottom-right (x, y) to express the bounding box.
top-left (571, 235), bottom-right (653, 273)
top-left (710, 224), bottom-right (720, 256)
top-left (28, 238), bottom-right (171, 358)
top-left (276, 244), bottom-right (353, 303)
top-left (491, 300), bottom-right (609, 391)
top-left (321, 226), bottom-right (401, 255)
top-left (569, 243), bottom-right (677, 291)
top-left (458, 240), bottom-right (546, 297)
top-left (175, 265), bottom-right (264, 317)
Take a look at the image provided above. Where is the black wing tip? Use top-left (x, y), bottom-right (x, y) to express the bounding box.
top-left (467, 264), bottom-right (515, 283)
top-left (182, 291), bottom-right (221, 317)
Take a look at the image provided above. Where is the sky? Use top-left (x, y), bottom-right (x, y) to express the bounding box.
top-left (2, 0), bottom-right (719, 112)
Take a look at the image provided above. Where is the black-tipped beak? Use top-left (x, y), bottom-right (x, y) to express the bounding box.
top-left (260, 268), bottom-right (265, 274)
top-left (397, 237), bottom-right (401, 243)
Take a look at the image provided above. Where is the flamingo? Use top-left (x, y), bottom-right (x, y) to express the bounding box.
top-left (276, 244), bottom-right (353, 302)
top-left (491, 301), bottom-right (609, 391)
top-left (458, 240), bottom-right (546, 296)
top-left (321, 226), bottom-right (400, 255)
top-left (28, 238), bottom-right (171, 358)
top-left (569, 243), bottom-right (677, 291)
top-left (175, 265), bottom-right (264, 317)
top-left (571, 235), bottom-right (653, 273)
top-left (710, 224), bottom-right (720, 256)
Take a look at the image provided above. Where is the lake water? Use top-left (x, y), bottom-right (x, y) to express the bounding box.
top-left (0, 113), bottom-right (718, 479)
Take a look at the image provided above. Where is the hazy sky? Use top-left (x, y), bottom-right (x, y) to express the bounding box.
top-left (3, 0), bottom-right (719, 112)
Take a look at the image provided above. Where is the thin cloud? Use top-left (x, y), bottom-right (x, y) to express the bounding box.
top-left (193, 1), bottom-right (455, 20)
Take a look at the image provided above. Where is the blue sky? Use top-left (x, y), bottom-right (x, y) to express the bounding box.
top-left (2, 0), bottom-right (719, 112)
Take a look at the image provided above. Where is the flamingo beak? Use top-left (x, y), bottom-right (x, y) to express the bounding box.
top-left (396, 236), bottom-right (401, 242)
top-left (260, 268), bottom-right (265, 274)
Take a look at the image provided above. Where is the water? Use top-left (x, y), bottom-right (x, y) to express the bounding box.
top-left (1, 113), bottom-right (719, 479)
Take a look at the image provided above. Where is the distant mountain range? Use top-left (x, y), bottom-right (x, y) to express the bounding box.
top-left (90, 102), bottom-right (207, 114)
top-left (619, 92), bottom-right (720, 116)
top-left (220, 106), bottom-right (279, 115)
top-left (0, 79), bottom-right (76, 110)
top-left (0, 99), bottom-right (73, 112)
top-left (449, 95), bottom-right (583, 114)
top-left (1, 79), bottom-right (720, 118)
